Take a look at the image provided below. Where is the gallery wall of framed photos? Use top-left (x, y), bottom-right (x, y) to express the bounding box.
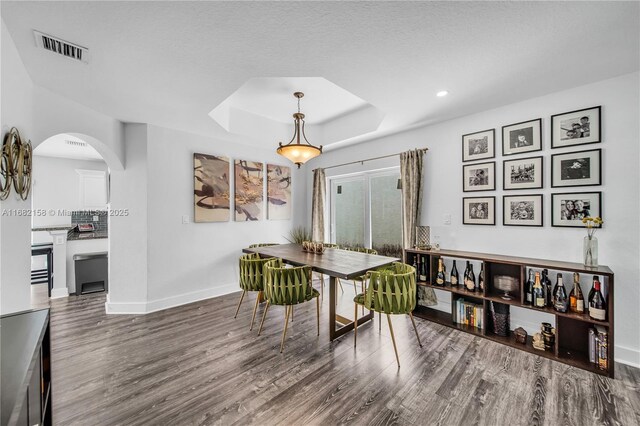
top-left (461, 105), bottom-right (602, 228)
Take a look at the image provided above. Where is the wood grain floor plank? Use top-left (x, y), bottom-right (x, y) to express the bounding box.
top-left (38, 289), bottom-right (639, 426)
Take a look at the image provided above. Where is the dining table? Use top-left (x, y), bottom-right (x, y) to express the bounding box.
top-left (243, 243), bottom-right (399, 341)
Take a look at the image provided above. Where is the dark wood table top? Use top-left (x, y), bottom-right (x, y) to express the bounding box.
top-left (243, 243), bottom-right (399, 279)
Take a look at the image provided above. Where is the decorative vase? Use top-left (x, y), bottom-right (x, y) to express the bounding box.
top-left (583, 236), bottom-right (598, 267)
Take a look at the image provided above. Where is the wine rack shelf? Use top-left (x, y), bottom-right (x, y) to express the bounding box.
top-left (406, 248), bottom-right (615, 378)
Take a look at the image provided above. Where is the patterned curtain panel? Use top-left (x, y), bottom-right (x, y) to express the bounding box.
top-left (311, 168), bottom-right (326, 242)
top-left (400, 149), bottom-right (437, 306)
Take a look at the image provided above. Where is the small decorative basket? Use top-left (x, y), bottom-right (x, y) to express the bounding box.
top-left (415, 226), bottom-right (431, 249)
top-left (490, 301), bottom-right (510, 337)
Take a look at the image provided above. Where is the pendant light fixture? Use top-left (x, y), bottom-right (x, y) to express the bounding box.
top-left (276, 92), bottom-right (322, 168)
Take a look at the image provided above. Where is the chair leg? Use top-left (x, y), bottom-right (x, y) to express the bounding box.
top-left (338, 278), bottom-right (344, 293)
top-left (249, 291), bottom-right (261, 331)
top-left (379, 312), bottom-right (382, 331)
top-left (387, 314), bottom-right (400, 368)
top-left (408, 312), bottom-right (423, 347)
top-left (354, 303), bottom-right (358, 347)
top-left (234, 290), bottom-right (246, 319)
top-left (257, 301), bottom-right (270, 336)
top-left (316, 296), bottom-right (320, 336)
top-left (291, 305), bottom-right (294, 322)
top-left (280, 305), bottom-right (291, 353)
top-left (320, 274), bottom-right (324, 300)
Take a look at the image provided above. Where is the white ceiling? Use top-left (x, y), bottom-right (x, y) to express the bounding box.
top-left (34, 133), bottom-right (105, 162)
top-left (2, 2), bottom-right (638, 151)
top-left (211, 77), bottom-right (370, 125)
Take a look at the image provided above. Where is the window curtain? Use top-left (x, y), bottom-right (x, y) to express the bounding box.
top-left (311, 168), bottom-right (326, 242)
top-left (400, 149), bottom-right (436, 305)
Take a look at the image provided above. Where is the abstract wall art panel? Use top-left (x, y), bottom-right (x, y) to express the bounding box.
top-left (235, 160), bottom-right (264, 221)
top-left (267, 164), bottom-right (292, 220)
top-left (194, 153), bottom-right (230, 223)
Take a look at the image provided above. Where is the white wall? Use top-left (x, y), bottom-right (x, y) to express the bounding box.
top-left (1, 18), bottom-right (126, 314)
top-left (105, 124), bottom-right (303, 313)
top-left (106, 124), bottom-right (149, 312)
top-left (304, 72), bottom-right (640, 367)
top-left (0, 20), bottom-right (35, 314)
top-left (31, 156), bottom-right (108, 230)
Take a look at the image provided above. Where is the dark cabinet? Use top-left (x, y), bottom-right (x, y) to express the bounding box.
top-left (1, 309), bottom-right (52, 426)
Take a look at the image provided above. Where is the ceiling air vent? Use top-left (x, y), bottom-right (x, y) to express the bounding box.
top-left (65, 140), bottom-right (88, 148)
top-left (33, 30), bottom-right (89, 63)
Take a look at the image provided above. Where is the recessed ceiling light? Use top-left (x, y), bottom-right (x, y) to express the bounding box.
top-left (436, 90), bottom-right (449, 97)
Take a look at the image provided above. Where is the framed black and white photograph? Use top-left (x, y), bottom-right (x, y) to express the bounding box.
top-left (551, 149), bottom-right (601, 188)
top-left (551, 192), bottom-right (602, 228)
top-left (462, 129), bottom-right (495, 162)
top-left (503, 194), bottom-right (543, 227)
top-left (463, 161), bottom-right (496, 192)
top-left (551, 106), bottom-right (601, 148)
top-left (463, 196), bottom-right (495, 225)
top-left (503, 156), bottom-right (543, 190)
top-left (502, 118), bottom-right (542, 156)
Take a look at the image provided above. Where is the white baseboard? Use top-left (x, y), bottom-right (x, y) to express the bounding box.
top-left (104, 283), bottom-right (238, 315)
top-left (615, 345), bottom-right (640, 368)
top-left (104, 299), bottom-right (147, 314)
top-left (50, 287), bottom-right (69, 299)
top-left (144, 283), bottom-right (237, 314)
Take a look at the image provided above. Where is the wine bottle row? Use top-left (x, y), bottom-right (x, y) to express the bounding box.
top-left (524, 270), bottom-right (607, 321)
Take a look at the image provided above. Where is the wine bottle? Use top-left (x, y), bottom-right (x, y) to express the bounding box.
top-left (466, 264), bottom-right (476, 291)
top-left (525, 270), bottom-right (534, 305)
top-left (569, 272), bottom-right (585, 313)
top-left (589, 278), bottom-right (606, 321)
top-left (412, 257), bottom-right (418, 281)
top-left (553, 273), bottom-right (569, 313)
top-left (422, 261), bottom-right (428, 284)
top-left (418, 255), bottom-right (427, 282)
top-left (587, 275), bottom-right (599, 307)
top-left (533, 272), bottom-right (545, 308)
top-left (463, 261), bottom-right (470, 286)
top-left (542, 269), bottom-right (552, 307)
top-left (450, 260), bottom-right (459, 286)
top-left (478, 263), bottom-right (484, 293)
top-left (436, 258), bottom-right (445, 286)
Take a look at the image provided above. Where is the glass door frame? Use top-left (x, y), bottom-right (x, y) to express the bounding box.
top-left (328, 166), bottom-right (400, 249)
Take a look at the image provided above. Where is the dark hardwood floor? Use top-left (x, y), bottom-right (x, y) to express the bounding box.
top-left (45, 283), bottom-right (639, 426)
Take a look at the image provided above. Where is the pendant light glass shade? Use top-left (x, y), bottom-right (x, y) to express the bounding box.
top-left (276, 92), bottom-right (322, 168)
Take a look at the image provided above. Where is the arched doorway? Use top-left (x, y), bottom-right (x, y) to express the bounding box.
top-left (30, 132), bottom-right (120, 306)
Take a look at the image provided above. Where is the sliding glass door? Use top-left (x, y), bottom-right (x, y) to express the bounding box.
top-left (330, 176), bottom-right (366, 248)
top-left (329, 168), bottom-right (402, 257)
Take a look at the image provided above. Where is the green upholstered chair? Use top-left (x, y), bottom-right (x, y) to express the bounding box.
top-left (248, 243), bottom-right (280, 248)
top-left (344, 247), bottom-right (378, 311)
top-left (353, 262), bottom-right (422, 367)
top-left (258, 258), bottom-right (320, 352)
top-left (235, 253), bottom-right (274, 330)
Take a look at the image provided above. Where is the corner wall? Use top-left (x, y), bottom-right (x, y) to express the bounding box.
top-left (1, 17), bottom-right (127, 314)
top-left (105, 124), bottom-right (303, 313)
top-left (303, 72), bottom-right (640, 367)
top-left (0, 19), bottom-right (35, 314)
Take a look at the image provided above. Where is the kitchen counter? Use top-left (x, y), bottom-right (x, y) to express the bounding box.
top-left (67, 231), bottom-right (108, 241)
top-left (31, 225), bottom-right (75, 232)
